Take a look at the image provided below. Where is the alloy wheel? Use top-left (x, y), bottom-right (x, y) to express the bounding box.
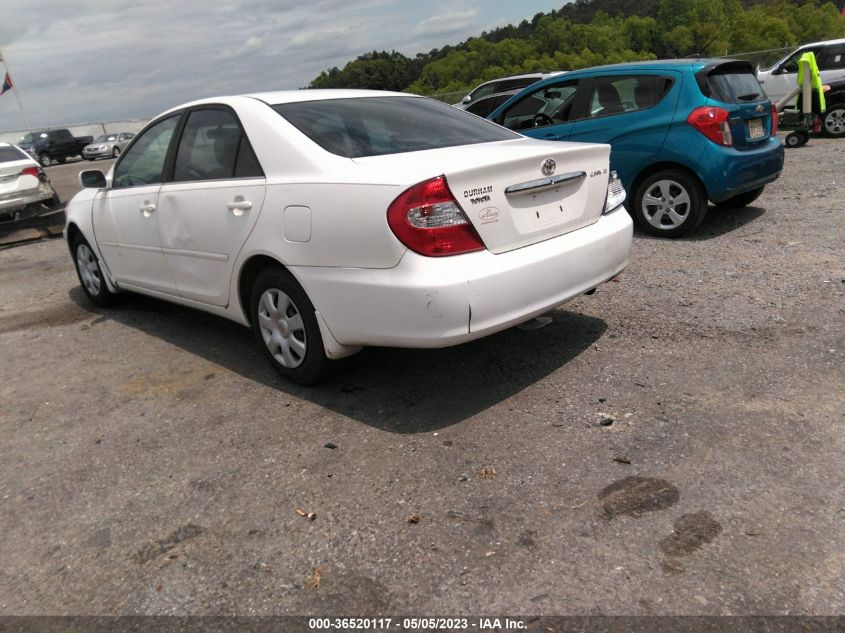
top-left (823, 107), bottom-right (845, 136)
top-left (640, 179), bottom-right (692, 230)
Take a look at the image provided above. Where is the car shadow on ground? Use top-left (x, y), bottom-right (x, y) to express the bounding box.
top-left (633, 205), bottom-right (765, 242)
top-left (69, 288), bottom-right (606, 433)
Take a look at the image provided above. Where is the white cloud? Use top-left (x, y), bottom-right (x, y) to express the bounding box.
top-left (415, 7), bottom-right (480, 37)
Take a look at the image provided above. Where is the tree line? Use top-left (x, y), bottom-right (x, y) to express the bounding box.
top-left (308, 0), bottom-right (845, 97)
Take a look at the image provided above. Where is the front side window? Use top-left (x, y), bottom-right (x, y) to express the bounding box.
top-left (499, 79), bottom-right (581, 131)
top-left (113, 115), bottom-right (179, 188)
top-left (172, 108), bottom-right (263, 182)
top-left (274, 97), bottom-right (518, 158)
top-left (780, 48), bottom-right (821, 74)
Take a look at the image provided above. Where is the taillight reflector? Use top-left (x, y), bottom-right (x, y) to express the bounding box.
top-left (387, 175), bottom-right (485, 257)
top-left (688, 106), bottom-right (733, 146)
top-left (20, 166), bottom-right (41, 178)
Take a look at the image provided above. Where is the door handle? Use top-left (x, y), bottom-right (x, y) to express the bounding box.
top-left (140, 201), bottom-right (156, 217)
top-left (227, 196), bottom-right (252, 216)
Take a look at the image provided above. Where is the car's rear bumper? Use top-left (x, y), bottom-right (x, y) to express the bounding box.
top-left (700, 136), bottom-right (784, 202)
top-left (292, 208), bottom-right (633, 348)
top-left (0, 183), bottom-right (56, 217)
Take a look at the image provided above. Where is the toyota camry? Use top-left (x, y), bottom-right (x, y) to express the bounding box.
top-left (65, 90), bottom-right (632, 384)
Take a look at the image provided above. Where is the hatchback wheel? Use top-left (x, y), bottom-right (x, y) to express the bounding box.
top-left (251, 268), bottom-right (335, 385)
top-left (822, 104), bottom-right (845, 138)
top-left (633, 170), bottom-right (707, 238)
top-left (72, 234), bottom-right (117, 307)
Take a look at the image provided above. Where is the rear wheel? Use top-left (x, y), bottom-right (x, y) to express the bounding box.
top-left (822, 104), bottom-right (845, 138)
top-left (633, 169), bottom-right (707, 238)
top-left (713, 186), bottom-right (764, 209)
top-left (251, 268), bottom-right (336, 385)
top-left (72, 234), bottom-right (117, 307)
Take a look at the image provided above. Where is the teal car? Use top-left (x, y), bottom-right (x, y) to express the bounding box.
top-left (489, 59), bottom-right (784, 237)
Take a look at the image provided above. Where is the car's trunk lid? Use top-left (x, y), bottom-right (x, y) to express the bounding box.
top-left (354, 139), bottom-right (611, 254)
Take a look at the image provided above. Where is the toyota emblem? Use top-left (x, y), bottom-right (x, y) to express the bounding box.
top-left (541, 159), bottom-right (556, 176)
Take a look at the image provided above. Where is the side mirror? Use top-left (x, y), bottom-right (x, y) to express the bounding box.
top-left (462, 95), bottom-right (471, 104)
top-left (79, 170), bottom-right (107, 189)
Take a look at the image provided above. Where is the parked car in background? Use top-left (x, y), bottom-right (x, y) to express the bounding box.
top-left (455, 72), bottom-right (565, 107)
top-left (0, 142), bottom-right (60, 221)
top-left (65, 90), bottom-right (632, 384)
top-left (18, 129), bottom-right (93, 167)
top-left (757, 38), bottom-right (845, 103)
top-left (82, 132), bottom-right (135, 160)
top-left (461, 89), bottom-right (521, 118)
top-left (489, 59), bottom-right (785, 237)
top-left (819, 76), bottom-right (845, 137)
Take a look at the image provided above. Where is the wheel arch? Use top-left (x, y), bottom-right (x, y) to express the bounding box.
top-left (65, 221), bottom-right (81, 255)
top-left (237, 254), bottom-right (287, 326)
top-left (628, 161), bottom-right (708, 204)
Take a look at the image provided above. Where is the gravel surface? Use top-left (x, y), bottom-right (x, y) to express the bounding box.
top-left (0, 139), bottom-right (843, 616)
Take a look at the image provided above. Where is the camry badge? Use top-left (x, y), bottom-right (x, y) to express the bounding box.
top-left (541, 159), bottom-right (556, 176)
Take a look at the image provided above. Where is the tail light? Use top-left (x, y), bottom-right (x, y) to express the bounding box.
top-left (20, 166), bottom-right (42, 178)
top-left (687, 106), bottom-right (733, 146)
top-left (771, 103), bottom-right (779, 135)
top-left (387, 175), bottom-right (484, 257)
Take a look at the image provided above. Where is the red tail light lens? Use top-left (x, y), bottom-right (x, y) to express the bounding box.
top-left (770, 103), bottom-right (779, 135)
top-left (387, 175), bottom-right (485, 257)
top-left (688, 106), bottom-right (733, 146)
top-left (19, 166), bottom-right (41, 178)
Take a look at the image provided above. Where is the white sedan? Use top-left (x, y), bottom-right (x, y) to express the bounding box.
top-left (65, 90), bottom-right (632, 384)
top-left (0, 142), bottom-right (59, 221)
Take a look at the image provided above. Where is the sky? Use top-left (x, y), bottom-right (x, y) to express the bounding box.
top-left (0, 1), bottom-right (566, 131)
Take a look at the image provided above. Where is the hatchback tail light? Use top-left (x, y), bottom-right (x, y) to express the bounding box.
top-left (687, 106), bottom-right (733, 146)
top-left (771, 103), bottom-right (779, 135)
top-left (387, 175), bottom-right (485, 257)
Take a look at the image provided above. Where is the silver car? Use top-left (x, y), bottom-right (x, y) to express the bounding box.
top-left (82, 132), bottom-right (135, 161)
top-left (0, 142), bottom-right (59, 221)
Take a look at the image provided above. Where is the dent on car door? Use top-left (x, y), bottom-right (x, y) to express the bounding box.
top-left (93, 114), bottom-right (179, 294)
top-left (157, 107), bottom-right (266, 307)
top-left (496, 78), bottom-right (585, 140)
top-left (569, 73), bottom-right (680, 182)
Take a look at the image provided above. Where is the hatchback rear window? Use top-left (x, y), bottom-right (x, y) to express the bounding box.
top-left (699, 63), bottom-right (767, 103)
top-left (272, 97), bottom-right (518, 158)
top-left (0, 146), bottom-right (30, 163)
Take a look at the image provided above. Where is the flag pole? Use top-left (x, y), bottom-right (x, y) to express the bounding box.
top-left (0, 47), bottom-right (31, 129)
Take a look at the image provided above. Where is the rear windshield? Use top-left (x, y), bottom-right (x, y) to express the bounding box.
top-left (0, 145), bottom-right (31, 163)
top-left (272, 96), bottom-right (519, 158)
top-left (700, 63), bottom-right (767, 103)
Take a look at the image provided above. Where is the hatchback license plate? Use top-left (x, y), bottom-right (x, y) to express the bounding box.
top-left (748, 118), bottom-right (765, 139)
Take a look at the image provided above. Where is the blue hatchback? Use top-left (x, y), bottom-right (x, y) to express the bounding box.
top-left (488, 59), bottom-right (785, 237)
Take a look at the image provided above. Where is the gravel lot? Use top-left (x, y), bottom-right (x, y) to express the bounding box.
top-left (0, 139), bottom-right (843, 616)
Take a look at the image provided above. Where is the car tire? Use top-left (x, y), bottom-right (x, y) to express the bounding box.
top-left (72, 234), bottom-right (118, 307)
top-left (112, 147), bottom-right (120, 158)
top-left (713, 186), bottom-right (764, 209)
top-left (251, 267), bottom-right (337, 385)
top-left (822, 104), bottom-right (845, 138)
top-left (633, 169), bottom-right (707, 238)
top-left (38, 153), bottom-right (51, 167)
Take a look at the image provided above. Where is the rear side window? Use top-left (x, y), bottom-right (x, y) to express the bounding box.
top-left (273, 97), bottom-right (518, 158)
top-left (172, 108), bottom-right (263, 182)
top-left (700, 63), bottom-right (766, 103)
top-left (821, 44), bottom-right (845, 70)
top-left (588, 75), bottom-right (674, 118)
top-left (0, 145), bottom-right (30, 162)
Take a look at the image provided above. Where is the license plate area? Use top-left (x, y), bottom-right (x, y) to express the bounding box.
top-left (748, 117), bottom-right (765, 139)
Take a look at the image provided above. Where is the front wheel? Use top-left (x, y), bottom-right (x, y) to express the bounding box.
top-left (38, 153), bottom-right (51, 167)
top-left (822, 104), bottom-right (845, 138)
top-left (251, 268), bottom-right (337, 385)
top-left (633, 169), bottom-right (707, 238)
top-left (112, 147), bottom-right (120, 158)
top-left (713, 186), bottom-right (764, 209)
top-left (72, 234), bottom-right (118, 307)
